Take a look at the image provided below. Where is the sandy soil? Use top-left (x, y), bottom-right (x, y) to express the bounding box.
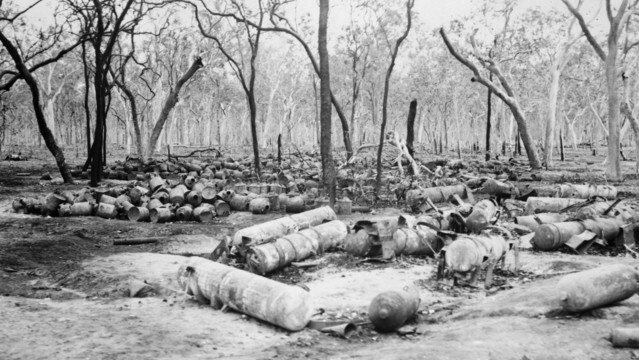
top-left (1, 152), bottom-right (639, 360)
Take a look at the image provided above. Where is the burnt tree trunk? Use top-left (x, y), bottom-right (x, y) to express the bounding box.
top-left (485, 73), bottom-right (492, 161)
top-left (406, 99), bottom-right (417, 159)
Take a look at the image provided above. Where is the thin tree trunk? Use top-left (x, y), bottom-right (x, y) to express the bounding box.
top-left (544, 65), bottom-right (561, 167)
top-left (606, 35), bottom-right (622, 179)
top-left (375, 0), bottom-right (414, 194)
top-left (319, 0), bottom-right (336, 205)
top-left (147, 57), bottom-right (203, 157)
top-left (0, 31), bottom-right (72, 182)
top-left (486, 73), bottom-right (492, 161)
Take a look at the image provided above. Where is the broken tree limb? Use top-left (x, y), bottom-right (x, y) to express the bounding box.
top-left (113, 237), bottom-right (163, 245)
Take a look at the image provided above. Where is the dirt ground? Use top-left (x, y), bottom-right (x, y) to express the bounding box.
top-left (1, 150), bottom-right (639, 360)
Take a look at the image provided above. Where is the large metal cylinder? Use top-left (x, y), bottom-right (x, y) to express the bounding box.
top-left (524, 197), bottom-right (584, 215)
top-left (368, 285), bottom-right (420, 332)
top-left (177, 256), bottom-right (313, 331)
top-left (465, 199), bottom-right (498, 233)
top-left (232, 206), bottom-right (337, 246)
top-left (557, 264), bottom-right (639, 312)
top-left (532, 221), bottom-right (587, 251)
top-left (555, 183), bottom-right (617, 200)
top-left (246, 220), bottom-right (348, 274)
top-left (515, 213), bottom-right (569, 232)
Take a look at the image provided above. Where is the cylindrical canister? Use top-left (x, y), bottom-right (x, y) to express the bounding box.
top-left (515, 213), bottom-right (569, 232)
top-left (229, 194), bottom-right (250, 211)
top-left (193, 205), bottom-right (214, 222)
top-left (128, 206), bottom-right (150, 222)
top-left (69, 202), bottom-right (94, 216)
top-left (249, 197), bottom-right (270, 214)
top-left (557, 264), bottom-right (639, 312)
top-left (150, 207), bottom-right (173, 223)
top-left (214, 200), bottom-right (231, 217)
top-left (465, 199), bottom-right (498, 233)
top-left (176, 205), bottom-right (194, 221)
top-left (177, 256), bottom-right (313, 331)
top-left (96, 203), bottom-right (118, 219)
top-left (609, 328), bottom-right (639, 348)
top-left (169, 184), bottom-right (188, 205)
top-left (186, 191), bottom-right (203, 207)
top-left (232, 206), bottom-right (337, 246)
top-left (368, 285), bottom-right (420, 332)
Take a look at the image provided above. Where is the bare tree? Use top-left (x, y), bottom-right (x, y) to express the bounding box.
top-left (440, 28), bottom-right (542, 169)
top-left (191, 0), bottom-right (263, 176)
top-left (0, 1), bottom-right (78, 182)
top-left (561, 0), bottom-right (637, 180)
top-left (187, 0), bottom-right (354, 160)
top-left (375, 0), bottom-right (414, 194)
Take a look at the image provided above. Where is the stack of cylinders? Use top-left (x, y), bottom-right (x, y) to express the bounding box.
top-left (177, 256), bottom-right (313, 331)
top-left (232, 206), bottom-right (337, 246)
top-left (246, 220), bottom-right (348, 274)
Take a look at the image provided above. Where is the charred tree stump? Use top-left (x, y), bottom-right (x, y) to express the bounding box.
top-left (406, 99), bottom-right (417, 159)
